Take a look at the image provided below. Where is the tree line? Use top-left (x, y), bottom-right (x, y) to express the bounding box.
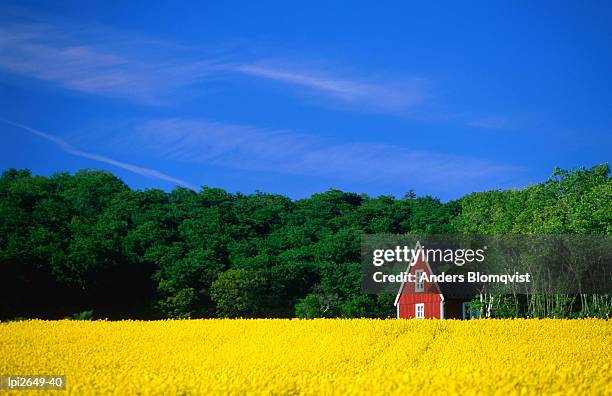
top-left (0, 164), bottom-right (610, 320)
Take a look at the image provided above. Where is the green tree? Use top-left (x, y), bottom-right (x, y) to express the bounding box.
top-left (210, 269), bottom-right (269, 318)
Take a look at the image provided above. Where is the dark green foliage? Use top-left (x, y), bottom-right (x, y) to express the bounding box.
top-left (340, 295), bottom-right (378, 318)
top-left (0, 164), bottom-right (609, 320)
top-left (452, 164), bottom-right (611, 235)
top-left (67, 310), bottom-right (95, 320)
top-left (210, 269), bottom-right (269, 318)
top-left (295, 295), bottom-right (323, 319)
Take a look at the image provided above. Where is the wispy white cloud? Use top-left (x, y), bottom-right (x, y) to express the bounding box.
top-left (1, 119), bottom-right (196, 189)
top-left (0, 14), bottom-right (508, 126)
top-left (233, 63), bottom-right (427, 112)
top-left (0, 19), bottom-right (427, 113)
top-left (133, 118), bottom-right (520, 191)
top-left (0, 22), bottom-right (221, 104)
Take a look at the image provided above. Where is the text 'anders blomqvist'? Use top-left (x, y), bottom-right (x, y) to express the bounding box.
top-left (373, 271), bottom-right (532, 284)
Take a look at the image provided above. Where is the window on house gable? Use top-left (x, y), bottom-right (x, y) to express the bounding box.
top-left (415, 269), bottom-right (424, 292)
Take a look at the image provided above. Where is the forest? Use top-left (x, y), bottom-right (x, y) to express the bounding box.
top-left (0, 164), bottom-right (610, 320)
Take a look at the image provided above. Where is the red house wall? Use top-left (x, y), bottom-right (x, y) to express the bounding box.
top-left (398, 292), bottom-right (442, 319)
top-left (396, 253), bottom-right (443, 319)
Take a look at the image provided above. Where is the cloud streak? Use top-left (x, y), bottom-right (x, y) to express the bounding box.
top-left (0, 22), bottom-right (220, 104)
top-left (133, 118), bottom-right (520, 193)
top-left (1, 119), bottom-right (196, 189)
top-left (233, 63), bottom-right (427, 112)
top-left (0, 20), bottom-right (426, 113)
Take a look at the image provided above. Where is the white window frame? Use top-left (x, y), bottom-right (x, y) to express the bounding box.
top-left (415, 269), bottom-right (425, 292)
top-left (415, 303), bottom-right (425, 319)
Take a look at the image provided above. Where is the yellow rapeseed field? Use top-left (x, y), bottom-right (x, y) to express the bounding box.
top-left (1, 319), bottom-right (610, 395)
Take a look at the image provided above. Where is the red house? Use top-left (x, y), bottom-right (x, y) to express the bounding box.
top-left (394, 245), bottom-right (479, 319)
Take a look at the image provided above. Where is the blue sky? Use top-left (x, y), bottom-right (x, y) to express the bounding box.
top-left (1, 1), bottom-right (610, 200)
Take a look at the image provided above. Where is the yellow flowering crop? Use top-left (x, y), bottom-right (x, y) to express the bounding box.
top-left (1, 319), bottom-right (610, 395)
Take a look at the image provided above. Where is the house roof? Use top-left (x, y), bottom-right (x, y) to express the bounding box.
top-left (394, 243), bottom-right (480, 305)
